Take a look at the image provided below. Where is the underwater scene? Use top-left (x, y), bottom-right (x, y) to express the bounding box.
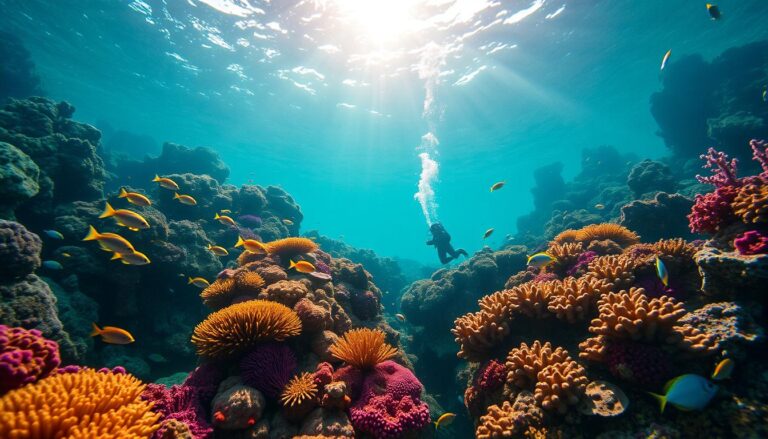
top-left (1, 0), bottom-right (768, 438)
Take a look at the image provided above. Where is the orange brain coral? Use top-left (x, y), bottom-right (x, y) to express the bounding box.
top-left (0, 369), bottom-right (160, 438)
top-left (200, 271), bottom-right (265, 310)
top-left (329, 328), bottom-right (397, 369)
top-left (732, 183), bottom-right (768, 224)
top-left (265, 237), bottom-right (319, 257)
top-left (191, 300), bottom-right (302, 359)
top-left (280, 372), bottom-right (318, 407)
top-left (575, 223), bottom-right (640, 247)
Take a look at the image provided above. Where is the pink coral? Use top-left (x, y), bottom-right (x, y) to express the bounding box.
top-left (734, 230), bottom-right (768, 255)
top-left (240, 343), bottom-right (297, 399)
top-left (566, 251), bottom-right (598, 277)
top-left (0, 325), bottom-right (60, 394)
top-left (349, 361), bottom-right (430, 438)
top-left (141, 383), bottom-right (212, 439)
top-left (183, 363), bottom-right (224, 405)
top-left (689, 186), bottom-right (739, 234)
top-left (696, 147), bottom-right (740, 187)
top-left (475, 360), bottom-right (506, 391)
top-left (751, 139), bottom-right (768, 176)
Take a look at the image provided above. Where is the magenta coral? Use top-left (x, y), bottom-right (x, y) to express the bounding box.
top-left (0, 325), bottom-right (60, 394)
top-left (240, 343), bottom-right (297, 399)
top-left (349, 360), bottom-right (430, 438)
top-left (141, 383), bottom-right (213, 439)
top-left (688, 186), bottom-right (739, 234)
top-left (734, 230), bottom-right (768, 255)
top-left (751, 139), bottom-right (768, 176)
top-left (566, 251), bottom-right (598, 277)
top-left (184, 362), bottom-right (225, 405)
top-left (475, 359), bottom-right (506, 391)
top-left (696, 147), bottom-right (740, 188)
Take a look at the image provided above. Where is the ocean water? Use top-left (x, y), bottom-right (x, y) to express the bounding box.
top-left (2, 1), bottom-right (768, 438)
top-left (1, 0), bottom-right (763, 263)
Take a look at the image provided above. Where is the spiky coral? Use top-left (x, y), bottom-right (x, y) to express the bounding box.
top-left (280, 372), bottom-right (318, 407)
top-left (329, 328), bottom-right (397, 369)
top-left (191, 300), bottom-right (302, 359)
top-left (265, 237), bottom-right (318, 258)
top-left (200, 270), bottom-right (265, 310)
top-left (240, 343), bottom-right (297, 398)
top-left (0, 369), bottom-right (160, 438)
top-left (0, 325), bottom-right (60, 394)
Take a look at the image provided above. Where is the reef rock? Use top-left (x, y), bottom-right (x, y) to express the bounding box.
top-left (626, 159), bottom-right (676, 197)
top-left (111, 141), bottom-right (230, 185)
top-left (679, 302), bottom-right (764, 358)
top-left (695, 242), bottom-right (768, 298)
top-left (0, 142), bottom-right (39, 219)
top-left (211, 377), bottom-right (266, 430)
top-left (619, 192), bottom-right (696, 242)
top-left (0, 220), bottom-right (41, 279)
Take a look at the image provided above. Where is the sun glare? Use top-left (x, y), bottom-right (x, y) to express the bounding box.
top-left (333, 0), bottom-right (419, 45)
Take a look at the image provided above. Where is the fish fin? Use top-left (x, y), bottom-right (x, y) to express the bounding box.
top-left (235, 236), bottom-right (244, 247)
top-left (111, 253), bottom-right (122, 260)
top-left (152, 175), bottom-right (160, 182)
top-left (119, 187), bottom-right (128, 198)
top-left (173, 192), bottom-right (180, 199)
top-left (90, 323), bottom-right (101, 337)
top-left (128, 227), bottom-right (139, 232)
top-left (290, 260), bottom-right (296, 269)
top-left (647, 392), bottom-right (667, 413)
top-left (83, 225), bottom-right (100, 241)
top-left (663, 376), bottom-right (684, 393)
top-left (99, 202), bottom-right (116, 219)
top-left (120, 260), bottom-right (130, 265)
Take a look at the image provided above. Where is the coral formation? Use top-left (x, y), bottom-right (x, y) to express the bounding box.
top-left (0, 325), bottom-right (60, 394)
top-left (330, 328), bottom-right (397, 369)
top-left (240, 342), bottom-right (297, 399)
top-left (200, 270), bottom-right (265, 310)
top-left (265, 237), bottom-right (318, 258)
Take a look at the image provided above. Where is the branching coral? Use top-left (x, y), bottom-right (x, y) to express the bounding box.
top-left (0, 325), bottom-right (60, 394)
top-left (452, 310), bottom-right (510, 361)
top-left (546, 277), bottom-right (612, 323)
top-left (584, 255), bottom-right (637, 291)
top-left (0, 369), bottom-right (160, 438)
top-left (329, 328), bottom-right (397, 369)
top-left (200, 270), bottom-right (265, 310)
top-left (543, 242), bottom-right (584, 277)
top-left (191, 300), bottom-right (302, 359)
top-left (265, 237), bottom-right (318, 258)
top-left (475, 392), bottom-right (543, 439)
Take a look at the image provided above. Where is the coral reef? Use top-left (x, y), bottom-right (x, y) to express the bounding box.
top-left (0, 324), bottom-right (60, 394)
top-left (240, 342), bottom-right (297, 399)
top-left (330, 328), bottom-right (397, 370)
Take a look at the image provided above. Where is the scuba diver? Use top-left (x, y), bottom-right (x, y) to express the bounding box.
top-left (427, 222), bottom-right (468, 264)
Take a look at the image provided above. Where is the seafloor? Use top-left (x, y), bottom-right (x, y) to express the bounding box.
top-left (1, 35), bottom-right (767, 439)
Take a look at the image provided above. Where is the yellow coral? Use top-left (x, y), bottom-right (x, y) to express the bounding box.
top-left (200, 270), bottom-right (265, 310)
top-left (732, 182), bottom-right (768, 224)
top-left (265, 237), bottom-right (319, 258)
top-left (0, 369), bottom-right (160, 438)
top-left (280, 372), bottom-right (318, 407)
top-left (191, 300), bottom-right (302, 359)
top-left (329, 328), bottom-right (397, 369)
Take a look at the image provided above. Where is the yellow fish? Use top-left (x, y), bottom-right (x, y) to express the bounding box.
top-left (61, 252), bottom-right (72, 258)
top-left (188, 277), bottom-right (211, 288)
top-left (83, 225), bottom-right (135, 254)
top-left (660, 49), bottom-right (672, 71)
top-left (214, 213), bottom-right (237, 227)
top-left (207, 244), bottom-right (229, 256)
top-left (395, 313), bottom-right (406, 322)
top-left (435, 412), bottom-right (456, 429)
top-left (220, 209), bottom-right (232, 214)
top-left (118, 187), bottom-right (151, 207)
top-left (290, 259), bottom-right (315, 273)
top-left (490, 181), bottom-right (505, 192)
top-left (173, 193), bottom-right (197, 206)
top-left (483, 228), bottom-right (494, 239)
top-left (91, 323), bottom-right (135, 344)
top-left (99, 202), bottom-right (150, 230)
top-left (595, 203), bottom-right (605, 210)
top-left (235, 236), bottom-right (268, 253)
top-left (282, 219), bottom-right (294, 226)
top-left (152, 174), bottom-right (180, 191)
top-left (527, 252), bottom-right (556, 268)
top-left (711, 358), bottom-right (734, 381)
top-left (110, 251), bottom-right (151, 266)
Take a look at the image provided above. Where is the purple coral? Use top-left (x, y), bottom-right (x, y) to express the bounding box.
top-left (566, 251), bottom-right (598, 277)
top-left (605, 341), bottom-right (670, 388)
top-left (0, 220), bottom-right (42, 279)
top-left (240, 343), bottom-right (297, 399)
top-left (184, 362), bottom-right (225, 405)
top-left (696, 147), bottom-right (740, 188)
top-left (750, 139), bottom-right (768, 176)
top-left (141, 383), bottom-right (213, 439)
top-left (0, 325), bottom-right (60, 394)
top-left (734, 230), bottom-right (768, 255)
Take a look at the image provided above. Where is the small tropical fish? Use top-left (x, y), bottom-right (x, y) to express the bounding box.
top-left (490, 181), bottom-right (505, 192)
top-left (214, 213), bottom-right (237, 227)
top-left (173, 193), bottom-right (197, 206)
top-left (110, 251), bottom-right (151, 266)
top-left (660, 49), bottom-right (672, 71)
top-left (152, 175), bottom-right (180, 191)
top-left (83, 225), bottom-right (135, 254)
top-left (282, 219), bottom-right (294, 226)
top-left (706, 3), bottom-right (721, 20)
top-left (235, 236), bottom-right (268, 253)
top-left (42, 260), bottom-right (63, 270)
top-left (594, 203), bottom-right (605, 210)
top-left (43, 229), bottom-right (64, 240)
top-left (711, 358), bottom-right (734, 381)
top-left (290, 259), bottom-right (316, 273)
top-left (435, 413), bottom-right (456, 429)
top-left (763, 87), bottom-right (767, 102)
top-left (483, 228), bottom-right (494, 239)
top-left (61, 252), bottom-right (72, 258)
top-left (188, 277), bottom-right (211, 288)
top-left (220, 209), bottom-right (232, 214)
top-left (648, 374), bottom-right (718, 413)
top-left (655, 256), bottom-right (669, 287)
top-left (91, 323), bottom-right (135, 344)
top-left (395, 313), bottom-right (406, 322)
top-left (527, 252), bottom-right (556, 268)
top-left (207, 244), bottom-right (229, 256)
top-left (99, 202), bottom-right (150, 230)
top-left (118, 187), bottom-right (151, 207)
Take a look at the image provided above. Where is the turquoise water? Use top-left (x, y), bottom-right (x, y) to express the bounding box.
top-left (1, 0), bottom-right (766, 263)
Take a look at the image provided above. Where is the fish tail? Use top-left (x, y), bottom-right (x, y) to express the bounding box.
top-left (173, 192), bottom-right (180, 199)
top-left (83, 225), bottom-right (100, 241)
top-left (118, 187), bottom-right (128, 198)
top-left (152, 174), bottom-right (160, 182)
top-left (215, 213), bottom-right (221, 219)
top-left (235, 236), bottom-right (244, 247)
top-left (290, 260), bottom-right (296, 269)
top-left (90, 322), bottom-right (101, 337)
top-left (647, 392), bottom-right (667, 413)
top-left (99, 202), bottom-right (116, 219)
top-left (188, 277), bottom-right (194, 284)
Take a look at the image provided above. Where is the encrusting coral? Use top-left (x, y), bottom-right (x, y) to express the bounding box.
top-left (329, 328), bottom-right (397, 369)
top-left (191, 299), bottom-right (302, 359)
top-left (0, 368), bottom-right (160, 438)
top-left (0, 324), bottom-right (60, 394)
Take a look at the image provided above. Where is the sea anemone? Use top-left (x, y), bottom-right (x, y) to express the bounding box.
top-left (265, 237), bottom-right (318, 258)
top-left (191, 300), bottom-right (302, 360)
top-left (201, 271), bottom-right (265, 310)
top-left (330, 328), bottom-right (397, 370)
top-left (280, 372), bottom-right (318, 408)
top-left (0, 368), bottom-right (160, 438)
top-left (574, 223), bottom-right (640, 248)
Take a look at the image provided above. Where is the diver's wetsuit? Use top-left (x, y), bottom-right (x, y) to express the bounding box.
top-left (427, 223), bottom-right (468, 264)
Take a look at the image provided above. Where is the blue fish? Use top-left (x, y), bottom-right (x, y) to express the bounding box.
top-left (42, 260), bottom-right (63, 270)
top-left (655, 256), bottom-right (669, 287)
top-left (648, 374), bottom-right (718, 413)
top-left (43, 229), bottom-right (64, 240)
top-left (527, 252), bottom-right (556, 268)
